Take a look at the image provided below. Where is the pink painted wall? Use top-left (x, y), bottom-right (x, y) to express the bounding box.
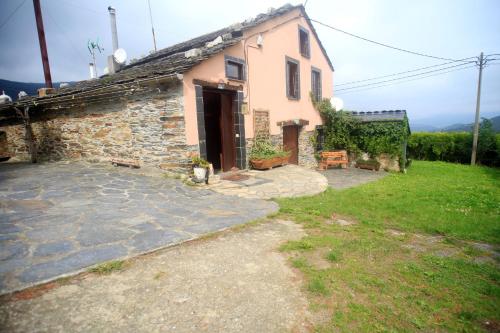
top-left (183, 8), bottom-right (333, 145)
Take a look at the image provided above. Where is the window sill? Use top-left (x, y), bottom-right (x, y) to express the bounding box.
top-left (227, 77), bottom-right (246, 83)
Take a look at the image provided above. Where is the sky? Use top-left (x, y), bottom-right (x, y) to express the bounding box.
top-left (1, 0), bottom-right (499, 127)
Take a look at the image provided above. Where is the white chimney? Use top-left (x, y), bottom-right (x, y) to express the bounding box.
top-left (107, 6), bottom-right (120, 74)
top-left (89, 63), bottom-right (96, 79)
top-left (108, 6), bottom-right (119, 52)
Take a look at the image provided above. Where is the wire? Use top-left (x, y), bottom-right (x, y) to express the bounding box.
top-left (336, 62), bottom-right (474, 92)
top-left (45, 7), bottom-right (88, 65)
top-left (308, 17), bottom-right (469, 62)
top-left (336, 58), bottom-right (476, 86)
top-left (59, 0), bottom-right (101, 14)
top-left (0, 0), bottom-right (28, 31)
top-left (336, 65), bottom-right (476, 95)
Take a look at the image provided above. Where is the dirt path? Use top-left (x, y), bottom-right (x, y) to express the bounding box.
top-left (0, 220), bottom-right (310, 333)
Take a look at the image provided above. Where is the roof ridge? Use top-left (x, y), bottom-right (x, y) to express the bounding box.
top-left (123, 3), bottom-right (301, 70)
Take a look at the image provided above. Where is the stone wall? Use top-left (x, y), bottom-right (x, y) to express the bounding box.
top-left (0, 81), bottom-right (198, 173)
top-left (246, 126), bottom-right (317, 169)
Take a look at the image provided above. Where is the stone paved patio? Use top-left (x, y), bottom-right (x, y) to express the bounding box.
top-left (209, 165), bottom-right (328, 199)
top-left (0, 162), bottom-right (278, 294)
top-left (320, 167), bottom-right (388, 189)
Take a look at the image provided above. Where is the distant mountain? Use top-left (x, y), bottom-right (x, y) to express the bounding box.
top-left (0, 79), bottom-right (75, 101)
top-left (411, 115), bottom-right (500, 133)
top-left (411, 123), bottom-right (440, 132)
top-left (441, 123), bottom-right (473, 132)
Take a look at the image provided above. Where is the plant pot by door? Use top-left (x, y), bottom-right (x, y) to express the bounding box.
top-left (193, 167), bottom-right (207, 182)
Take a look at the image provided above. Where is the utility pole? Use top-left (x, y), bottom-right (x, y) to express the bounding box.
top-left (147, 0), bottom-right (157, 52)
top-left (33, 0), bottom-right (52, 88)
top-left (470, 52), bottom-right (484, 166)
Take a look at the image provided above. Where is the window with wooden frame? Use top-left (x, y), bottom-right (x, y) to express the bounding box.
top-left (224, 55), bottom-right (246, 81)
top-left (299, 26), bottom-right (310, 58)
top-left (286, 57), bottom-right (300, 100)
top-left (311, 67), bottom-right (322, 102)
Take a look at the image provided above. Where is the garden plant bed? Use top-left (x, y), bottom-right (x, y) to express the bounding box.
top-left (250, 155), bottom-right (289, 170)
top-left (356, 162), bottom-right (380, 171)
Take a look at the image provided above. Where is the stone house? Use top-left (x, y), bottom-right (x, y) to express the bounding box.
top-left (0, 4), bottom-right (334, 173)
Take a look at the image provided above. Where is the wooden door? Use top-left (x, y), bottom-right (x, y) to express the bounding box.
top-left (283, 125), bottom-right (299, 165)
top-left (219, 93), bottom-right (236, 171)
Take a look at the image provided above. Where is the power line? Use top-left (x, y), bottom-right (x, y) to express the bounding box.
top-left (336, 65), bottom-right (476, 95)
top-left (0, 0), bottom-right (28, 31)
top-left (45, 7), bottom-right (88, 64)
top-left (59, 0), bottom-right (100, 14)
top-left (308, 17), bottom-right (469, 62)
top-left (336, 62), bottom-right (474, 92)
top-left (336, 58), bottom-right (476, 86)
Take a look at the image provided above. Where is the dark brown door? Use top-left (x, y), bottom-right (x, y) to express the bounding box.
top-left (283, 125), bottom-right (299, 165)
top-left (219, 93), bottom-right (236, 171)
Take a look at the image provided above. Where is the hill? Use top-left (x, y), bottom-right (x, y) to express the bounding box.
top-left (0, 79), bottom-right (75, 101)
top-left (412, 115), bottom-right (500, 133)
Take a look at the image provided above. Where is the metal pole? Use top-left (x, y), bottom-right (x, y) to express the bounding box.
top-left (471, 52), bottom-right (484, 165)
top-left (108, 6), bottom-right (119, 52)
top-left (147, 0), bottom-right (157, 52)
top-left (33, 0), bottom-right (52, 88)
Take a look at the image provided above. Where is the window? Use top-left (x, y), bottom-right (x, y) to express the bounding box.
top-left (311, 67), bottom-right (322, 102)
top-left (286, 57), bottom-right (300, 100)
top-left (224, 55), bottom-right (245, 81)
top-left (299, 26), bottom-right (310, 58)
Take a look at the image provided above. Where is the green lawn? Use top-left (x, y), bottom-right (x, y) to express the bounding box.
top-left (276, 161), bottom-right (500, 332)
top-left (279, 161), bottom-right (500, 244)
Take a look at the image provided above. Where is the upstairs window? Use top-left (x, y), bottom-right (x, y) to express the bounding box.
top-left (299, 26), bottom-right (310, 58)
top-left (311, 67), bottom-right (322, 102)
top-left (225, 55), bottom-right (246, 81)
top-left (286, 57), bottom-right (300, 100)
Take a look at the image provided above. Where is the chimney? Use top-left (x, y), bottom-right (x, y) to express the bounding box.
top-left (108, 6), bottom-right (119, 52)
top-left (89, 63), bottom-right (96, 79)
top-left (107, 6), bottom-right (120, 74)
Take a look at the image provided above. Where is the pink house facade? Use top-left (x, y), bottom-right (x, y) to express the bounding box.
top-left (0, 4), bottom-right (333, 172)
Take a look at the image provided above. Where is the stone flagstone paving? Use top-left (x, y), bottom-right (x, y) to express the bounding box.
top-left (0, 162), bottom-right (278, 294)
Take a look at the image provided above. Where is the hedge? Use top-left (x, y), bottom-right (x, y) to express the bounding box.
top-left (408, 123), bottom-right (499, 167)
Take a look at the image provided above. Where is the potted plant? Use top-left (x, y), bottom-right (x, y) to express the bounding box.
top-left (191, 156), bottom-right (209, 182)
top-left (249, 139), bottom-right (290, 170)
top-left (355, 158), bottom-right (380, 171)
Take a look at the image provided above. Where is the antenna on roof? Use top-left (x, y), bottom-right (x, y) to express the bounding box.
top-left (147, 0), bottom-right (158, 52)
top-left (87, 39), bottom-right (104, 79)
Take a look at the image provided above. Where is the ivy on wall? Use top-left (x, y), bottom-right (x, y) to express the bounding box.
top-left (312, 96), bottom-right (410, 159)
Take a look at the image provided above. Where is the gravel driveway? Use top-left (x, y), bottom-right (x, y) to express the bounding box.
top-left (0, 220), bottom-right (309, 333)
top-left (0, 162), bottom-right (278, 294)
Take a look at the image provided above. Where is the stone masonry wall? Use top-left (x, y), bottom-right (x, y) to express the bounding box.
top-left (246, 126), bottom-right (317, 169)
top-left (0, 81), bottom-right (198, 173)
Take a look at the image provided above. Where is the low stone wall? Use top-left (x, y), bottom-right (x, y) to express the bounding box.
top-left (0, 81), bottom-right (197, 173)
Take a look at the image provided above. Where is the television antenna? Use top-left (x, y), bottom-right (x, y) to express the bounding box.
top-left (88, 38), bottom-right (104, 78)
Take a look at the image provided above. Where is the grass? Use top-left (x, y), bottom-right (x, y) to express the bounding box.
top-left (88, 260), bottom-right (127, 275)
top-left (277, 161), bottom-right (500, 332)
top-left (279, 161), bottom-right (500, 243)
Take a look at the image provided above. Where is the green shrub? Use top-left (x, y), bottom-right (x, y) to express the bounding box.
top-left (408, 120), bottom-right (499, 166)
top-left (249, 139), bottom-right (289, 160)
top-left (312, 97), bottom-right (410, 164)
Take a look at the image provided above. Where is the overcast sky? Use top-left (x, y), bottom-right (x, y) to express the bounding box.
top-left (1, 0), bottom-right (499, 126)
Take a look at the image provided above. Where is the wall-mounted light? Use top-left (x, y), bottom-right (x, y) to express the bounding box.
top-left (256, 34), bottom-right (264, 47)
top-left (217, 79), bottom-right (225, 90)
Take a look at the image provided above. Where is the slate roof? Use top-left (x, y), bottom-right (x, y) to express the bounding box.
top-left (349, 110), bottom-right (407, 122)
top-left (0, 3), bottom-right (333, 111)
